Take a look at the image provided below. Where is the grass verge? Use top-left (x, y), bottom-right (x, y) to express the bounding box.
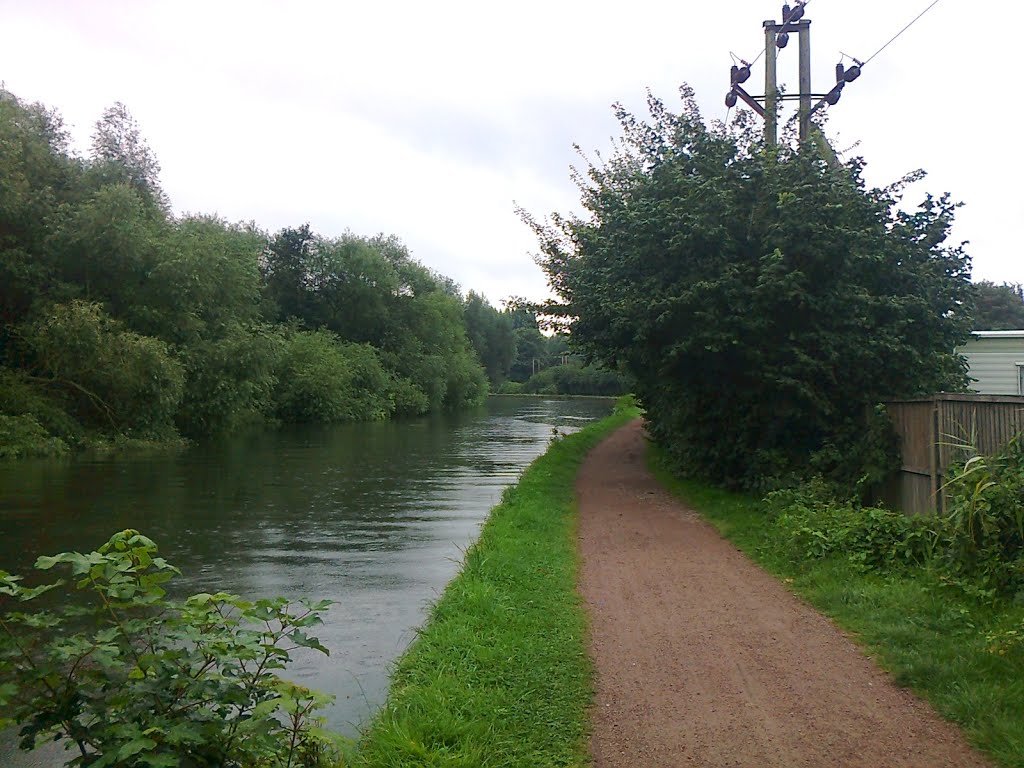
top-left (353, 404), bottom-right (640, 767)
top-left (648, 445), bottom-right (1024, 768)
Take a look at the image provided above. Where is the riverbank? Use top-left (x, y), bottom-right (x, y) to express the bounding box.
top-left (648, 448), bottom-right (1024, 768)
top-left (353, 400), bottom-right (640, 766)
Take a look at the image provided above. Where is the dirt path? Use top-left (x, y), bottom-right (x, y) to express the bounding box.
top-left (576, 420), bottom-right (992, 768)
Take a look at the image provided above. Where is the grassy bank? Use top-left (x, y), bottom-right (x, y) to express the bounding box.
top-left (354, 404), bottom-right (639, 767)
top-left (648, 447), bottom-right (1024, 768)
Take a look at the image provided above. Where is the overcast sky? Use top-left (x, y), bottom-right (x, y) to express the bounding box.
top-left (2, 0), bottom-right (1020, 306)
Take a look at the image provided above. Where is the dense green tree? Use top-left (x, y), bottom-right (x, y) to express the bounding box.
top-left (0, 87), bottom-right (493, 456)
top-left (528, 89), bottom-right (973, 489)
top-left (264, 227), bottom-right (487, 413)
top-left (0, 92), bottom-right (75, 351)
top-left (971, 281), bottom-right (1024, 330)
top-left (518, 362), bottom-right (627, 397)
top-left (89, 101), bottom-right (168, 211)
top-left (272, 330), bottom-right (392, 423)
top-left (21, 301), bottom-right (184, 436)
top-left (463, 291), bottom-right (516, 385)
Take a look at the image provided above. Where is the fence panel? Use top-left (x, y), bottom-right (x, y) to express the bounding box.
top-left (881, 395), bottom-right (1024, 515)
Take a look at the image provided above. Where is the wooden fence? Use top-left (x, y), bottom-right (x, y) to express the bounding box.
top-left (879, 394), bottom-right (1024, 515)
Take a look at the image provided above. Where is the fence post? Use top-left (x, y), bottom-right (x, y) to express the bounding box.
top-left (932, 398), bottom-right (944, 515)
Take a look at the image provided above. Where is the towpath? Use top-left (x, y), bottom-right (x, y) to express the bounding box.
top-left (576, 419), bottom-right (991, 768)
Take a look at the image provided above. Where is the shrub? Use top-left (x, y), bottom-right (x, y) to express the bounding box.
top-left (520, 363), bottom-right (627, 397)
top-left (934, 437), bottom-right (1024, 596)
top-left (0, 367), bottom-right (84, 445)
top-left (0, 530), bottom-right (341, 767)
top-left (22, 301), bottom-right (184, 437)
top-left (495, 380), bottom-right (524, 395)
top-left (273, 330), bottom-right (392, 423)
top-left (0, 413), bottom-right (68, 459)
top-left (767, 480), bottom-right (928, 571)
top-left (174, 324), bottom-right (281, 436)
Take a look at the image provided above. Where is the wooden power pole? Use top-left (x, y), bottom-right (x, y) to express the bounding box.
top-left (729, 3), bottom-right (847, 149)
top-left (761, 12), bottom-right (811, 146)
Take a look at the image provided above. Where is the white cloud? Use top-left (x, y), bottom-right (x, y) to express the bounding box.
top-left (3, 0), bottom-right (1021, 305)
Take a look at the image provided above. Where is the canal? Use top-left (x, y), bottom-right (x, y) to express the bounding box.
top-left (0, 396), bottom-right (612, 764)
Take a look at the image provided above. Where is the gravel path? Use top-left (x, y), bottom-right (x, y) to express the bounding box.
top-left (576, 420), bottom-right (992, 768)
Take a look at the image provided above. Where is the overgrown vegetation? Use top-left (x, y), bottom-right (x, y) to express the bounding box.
top-left (971, 281), bottom-right (1024, 331)
top-left (354, 398), bottom-right (640, 767)
top-left (497, 361), bottom-right (627, 397)
top-left (2, 88), bottom-right (627, 459)
top-left (651, 440), bottom-right (1024, 766)
top-left (0, 530), bottom-right (342, 767)
top-left (526, 87), bottom-right (974, 491)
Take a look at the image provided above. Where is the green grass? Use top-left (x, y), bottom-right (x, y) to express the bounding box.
top-left (353, 405), bottom-right (640, 767)
top-left (648, 446), bottom-right (1024, 768)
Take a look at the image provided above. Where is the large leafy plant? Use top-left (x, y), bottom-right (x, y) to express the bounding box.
top-left (527, 87), bottom-right (973, 490)
top-left (0, 530), bottom-right (339, 767)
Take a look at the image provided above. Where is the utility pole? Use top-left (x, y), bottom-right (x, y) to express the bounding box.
top-left (760, 9), bottom-right (811, 146)
top-left (798, 21), bottom-right (811, 144)
top-left (728, 3), bottom-right (857, 149)
top-left (763, 22), bottom-right (778, 146)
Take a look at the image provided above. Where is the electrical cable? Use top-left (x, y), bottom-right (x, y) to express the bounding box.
top-left (863, 0), bottom-right (941, 65)
top-left (813, 0), bottom-right (941, 116)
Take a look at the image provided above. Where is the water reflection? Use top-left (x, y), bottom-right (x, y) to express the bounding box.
top-left (0, 396), bottom-right (612, 759)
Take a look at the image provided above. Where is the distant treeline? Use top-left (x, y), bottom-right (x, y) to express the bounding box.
top-left (0, 91), bottom-right (623, 458)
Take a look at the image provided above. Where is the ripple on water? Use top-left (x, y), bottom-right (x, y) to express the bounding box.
top-left (0, 396), bottom-right (613, 765)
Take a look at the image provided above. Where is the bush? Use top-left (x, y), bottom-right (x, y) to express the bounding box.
top-left (273, 330), bottom-right (393, 423)
top-left (529, 90), bottom-right (973, 491)
top-left (934, 437), bottom-right (1024, 596)
top-left (0, 367), bottom-right (84, 445)
top-left (175, 324), bottom-right (281, 436)
top-left (519, 363), bottom-right (627, 397)
top-left (22, 301), bottom-right (184, 437)
top-left (766, 480), bottom-right (928, 571)
top-left (0, 530), bottom-right (341, 767)
top-left (495, 380), bottom-right (524, 395)
top-left (767, 436), bottom-right (1024, 600)
top-left (0, 413), bottom-right (68, 459)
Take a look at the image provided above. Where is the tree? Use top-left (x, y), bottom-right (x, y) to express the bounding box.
top-left (22, 301), bottom-right (184, 437)
top-left (89, 102), bottom-right (168, 211)
top-left (272, 330), bottom-right (392, 423)
top-left (463, 291), bottom-right (516, 385)
top-left (971, 281), bottom-right (1024, 330)
top-left (0, 91), bottom-right (75, 354)
top-left (526, 89), bottom-right (973, 489)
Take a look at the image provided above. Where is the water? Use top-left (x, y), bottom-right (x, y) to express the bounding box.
top-left (0, 396), bottom-right (612, 765)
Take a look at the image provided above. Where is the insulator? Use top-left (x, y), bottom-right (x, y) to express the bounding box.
top-left (737, 65), bottom-right (751, 84)
top-left (777, 32), bottom-right (789, 48)
top-left (725, 90), bottom-right (738, 108)
top-left (782, 4), bottom-right (791, 20)
top-left (731, 65), bottom-right (739, 85)
top-left (825, 86), bottom-right (842, 106)
top-left (843, 65), bottom-right (861, 82)
top-left (790, 4), bottom-right (804, 22)
top-left (836, 63), bottom-right (845, 81)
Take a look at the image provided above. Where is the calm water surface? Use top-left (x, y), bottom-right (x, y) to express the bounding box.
top-left (0, 396), bottom-right (612, 764)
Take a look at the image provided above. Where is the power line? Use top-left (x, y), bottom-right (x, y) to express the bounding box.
top-left (863, 0), bottom-right (941, 65)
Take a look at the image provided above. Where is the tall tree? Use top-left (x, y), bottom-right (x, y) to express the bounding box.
top-left (463, 291), bottom-right (516, 385)
top-left (527, 89), bottom-right (973, 489)
top-left (90, 102), bottom-right (168, 211)
top-left (971, 281), bottom-right (1024, 330)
